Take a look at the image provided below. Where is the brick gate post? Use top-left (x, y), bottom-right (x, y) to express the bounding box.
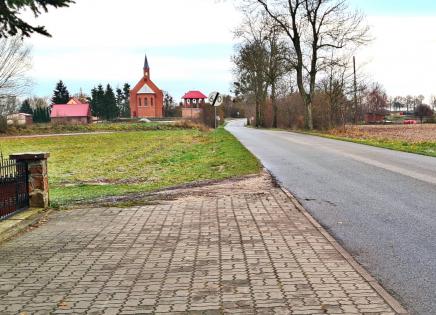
top-left (10, 152), bottom-right (50, 208)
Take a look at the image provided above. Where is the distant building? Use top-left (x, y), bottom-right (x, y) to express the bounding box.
top-left (7, 113), bottom-right (33, 126)
top-left (67, 97), bottom-right (84, 105)
top-left (181, 91), bottom-right (207, 119)
top-left (51, 98), bottom-right (92, 124)
top-left (130, 54), bottom-right (164, 118)
top-left (364, 111), bottom-right (388, 124)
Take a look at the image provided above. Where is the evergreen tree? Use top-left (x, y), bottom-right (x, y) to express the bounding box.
top-left (103, 84), bottom-right (118, 120)
top-left (122, 83), bottom-right (131, 117)
top-left (32, 106), bottom-right (51, 123)
top-left (0, 0), bottom-right (74, 38)
top-left (116, 88), bottom-right (123, 117)
top-left (19, 99), bottom-right (33, 115)
top-left (51, 80), bottom-right (70, 104)
top-left (90, 84), bottom-right (105, 118)
top-left (115, 83), bottom-right (131, 118)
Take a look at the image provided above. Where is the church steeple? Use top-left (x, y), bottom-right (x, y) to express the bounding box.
top-left (144, 53), bottom-right (150, 78)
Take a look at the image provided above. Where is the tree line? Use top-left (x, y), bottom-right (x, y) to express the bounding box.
top-left (16, 80), bottom-right (132, 123)
top-left (233, 0), bottom-right (369, 130)
top-left (232, 0), bottom-right (436, 130)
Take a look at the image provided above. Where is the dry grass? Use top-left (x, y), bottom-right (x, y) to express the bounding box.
top-left (327, 124), bottom-right (436, 143)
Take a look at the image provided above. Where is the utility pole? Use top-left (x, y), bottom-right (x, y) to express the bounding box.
top-left (353, 56), bottom-right (358, 124)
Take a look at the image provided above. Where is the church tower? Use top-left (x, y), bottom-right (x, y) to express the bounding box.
top-left (144, 54), bottom-right (150, 78)
top-left (130, 54), bottom-right (164, 118)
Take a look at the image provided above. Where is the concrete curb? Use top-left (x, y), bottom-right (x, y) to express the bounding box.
top-left (279, 185), bottom-right (409, 315)
top-left (0, 208), bottom-right (52, 244)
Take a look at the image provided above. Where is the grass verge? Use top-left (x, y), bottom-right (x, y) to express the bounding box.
top-left (305, 131), bottom-right (436, 158)
top-left (1, 121), bottom-right (205, 137)
top-left (1, 128), bottom-right (261, 207)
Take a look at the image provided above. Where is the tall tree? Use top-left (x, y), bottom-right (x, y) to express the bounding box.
top-left (19, 99), bottom-right (33, 115)
top-left (115, 83), bottom-right (131, 118)
top-left (32, 106), bottom-right (50, 123)
top-left (233, 12), bottom-right (271, 127)
top-left (90, 84), bottom-right (105, 118)
top-left (163, 91), bottom-right (178, 117)
top-left (103, 84), bottom-right (118, 120)
top-left (233, 40), bottom-right (269, 127)
top-left (0, 37), bottom-right (31, 95)
top-left (415, 104), bottom-right (433, 124)
top-left (365, 83), bottom-right (388, 113)
top-left (51, 80), bottom-right (70, 104)
top-left (252, 0), bottom-right (370, 129)
top-left (0, 0), bottom-right (75, 38)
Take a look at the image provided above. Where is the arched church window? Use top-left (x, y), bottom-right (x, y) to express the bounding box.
top-left (139, 98), bottom-right (142, 107)
top-left (144, 98), bottom-right (148, 106)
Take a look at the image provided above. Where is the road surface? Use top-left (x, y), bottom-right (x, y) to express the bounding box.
top-left (226, 119), bottom-right (436, 315)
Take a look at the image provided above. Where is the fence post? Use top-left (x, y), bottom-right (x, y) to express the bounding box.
top-left (9, 152), bottom-right (50, 208)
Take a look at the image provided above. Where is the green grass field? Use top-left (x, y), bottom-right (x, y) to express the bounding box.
top-left (1, 128), bottom-right (260, 207)
top-left (309, 132), bottom-right (436, 157)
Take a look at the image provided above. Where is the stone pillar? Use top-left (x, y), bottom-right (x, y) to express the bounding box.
top-left (10, 152), bottom-right (50, 208)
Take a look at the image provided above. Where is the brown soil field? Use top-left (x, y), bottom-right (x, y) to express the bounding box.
top-left (327, 124), bottom-right (436, 143)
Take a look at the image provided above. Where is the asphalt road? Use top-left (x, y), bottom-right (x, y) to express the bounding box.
top-left (226, 119), bottom-right (436, 315)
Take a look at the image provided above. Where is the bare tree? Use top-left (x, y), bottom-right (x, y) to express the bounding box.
top-left (431, 95), bottom-right (436, 111)
top-left (364, 82), bottom-right (388, 114)
top-left (233, 12), bottom-right (270, 127)
top-left (0, 37), bottom-right (32, 96)
top-left (244, 0), bottom-right (370, 129)
top-left (0, 95), bottom-right (18, 116)
top-left (415, 104), bottom-right (433, 124)
top-left (264, 21), bottom-right (289, 128)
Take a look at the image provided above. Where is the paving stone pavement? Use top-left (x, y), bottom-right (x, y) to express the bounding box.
top-left (0, 174), bottom-right (399, 315)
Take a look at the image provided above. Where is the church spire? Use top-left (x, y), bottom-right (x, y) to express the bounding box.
top-left (143, 53), bottom-right (150, 78)
top-left (144, 53), bottom-right (149, 70)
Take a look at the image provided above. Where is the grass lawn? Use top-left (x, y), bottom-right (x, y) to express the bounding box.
top-left (1, 128), bottom-right (260, 207)
top-left (307, 125), bottom-right (436, 158)
top-left (309, 132), bottom-right (436, 157)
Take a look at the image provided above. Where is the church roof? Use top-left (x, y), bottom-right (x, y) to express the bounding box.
top-left (182, 91), bottom-right (207, 99)
top-left (144, 54), bottom-right (149, 69)
top-left (138, 83), bottom-right (155, 94)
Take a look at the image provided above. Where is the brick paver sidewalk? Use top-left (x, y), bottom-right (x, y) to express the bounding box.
top-left (0, 175), bottom-right (400, 314)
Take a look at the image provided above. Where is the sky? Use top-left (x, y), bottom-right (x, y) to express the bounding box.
top-left (23, 0), bottom-right (436, 102)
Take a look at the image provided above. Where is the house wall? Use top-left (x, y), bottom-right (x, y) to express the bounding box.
top-left (6, 114), bottom-right (33, 126)
top-left (51, 117), bottom-right (89, 125)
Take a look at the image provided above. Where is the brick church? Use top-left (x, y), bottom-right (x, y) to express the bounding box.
top-left (130, 54), bottom-right (164, 118)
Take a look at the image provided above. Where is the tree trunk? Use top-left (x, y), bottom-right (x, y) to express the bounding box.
top-left (303, 95), bottom-right (314, 130)
top-left (271, 82), bottom-right (277, 128)
top-left (306, 102), bottom-right (313, 130)
top-left (256, 100), bottom-right (261, 128)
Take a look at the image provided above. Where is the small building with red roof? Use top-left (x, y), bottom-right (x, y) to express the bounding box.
top-left (182, 90), bottom-right (207, 119)
top-left (51, 99), bottom-right (92, 125)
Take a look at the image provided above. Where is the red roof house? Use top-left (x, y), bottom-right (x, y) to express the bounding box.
top-left (51, 103), bottom-right (92, 125)
top-left (182, 90), bottom-right (207, 119)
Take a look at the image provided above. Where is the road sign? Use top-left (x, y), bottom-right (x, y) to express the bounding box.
top-left (209, 92), bottom-right (223, 107)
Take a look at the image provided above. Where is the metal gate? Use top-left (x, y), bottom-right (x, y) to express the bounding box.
top-left (0, 157), bottom-right (29, 220)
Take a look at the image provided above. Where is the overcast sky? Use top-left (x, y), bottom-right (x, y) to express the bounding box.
top-left (24, 0), bottom-right (436, 102)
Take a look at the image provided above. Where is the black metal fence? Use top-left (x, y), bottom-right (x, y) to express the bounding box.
top-left (0, 156), bottom-right (29, 220)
